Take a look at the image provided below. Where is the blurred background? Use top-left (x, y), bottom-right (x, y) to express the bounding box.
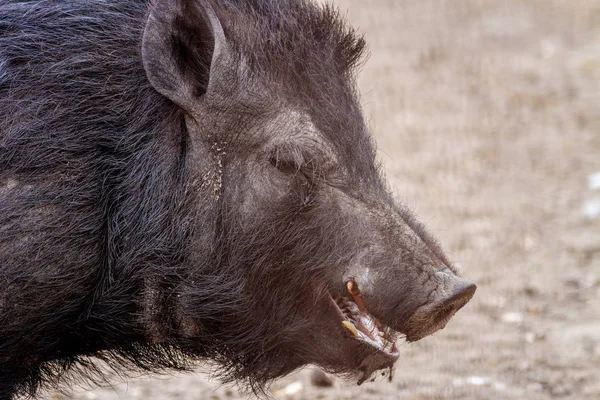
top-left (63, 0), bottom-right (600, 399)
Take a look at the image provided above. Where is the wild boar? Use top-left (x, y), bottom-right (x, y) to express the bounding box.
top-left (0, 0), bottom-right (476, 398)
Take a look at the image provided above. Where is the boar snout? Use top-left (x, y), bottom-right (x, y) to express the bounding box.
top-left (405, 271), bottom-right (476, 342)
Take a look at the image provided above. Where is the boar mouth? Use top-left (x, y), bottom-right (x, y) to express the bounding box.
top-left (333, 296), bottom-right (399, 355)
top-left (330, 281), bottom-right (401, 384)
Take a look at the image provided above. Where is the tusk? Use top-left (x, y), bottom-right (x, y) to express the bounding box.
top-left (346, 280), bottom-right (360, 296)
top-left (346, 280), bottom-right (367, 313)
top-left (342, 320), bottom-right (359, 338)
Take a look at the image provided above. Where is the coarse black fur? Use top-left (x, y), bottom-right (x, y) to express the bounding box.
top-left (0, 0), bottom-right (368, 396)
top-left (0, 0), bottom-right (470, 398)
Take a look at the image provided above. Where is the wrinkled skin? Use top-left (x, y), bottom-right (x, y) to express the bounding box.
top-left (0, 0), bottom-right (475, 398)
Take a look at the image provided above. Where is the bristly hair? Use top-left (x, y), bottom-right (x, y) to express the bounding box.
top-left (215, 0), bottom-right (368, 81)
top-left (0, 0), bottom-right (370, 397)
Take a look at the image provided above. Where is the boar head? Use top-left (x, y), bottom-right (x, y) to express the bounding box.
top-left (142, 0), bottom-right (475, 389)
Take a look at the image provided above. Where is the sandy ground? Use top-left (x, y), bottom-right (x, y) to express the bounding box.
top-left (57, 0), bottom-right (600, 399)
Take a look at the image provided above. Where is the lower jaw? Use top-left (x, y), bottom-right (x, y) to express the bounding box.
top-left (330, 284), bottom-right (402, 384)
top-left (355, 343), bottom-right (400, 384)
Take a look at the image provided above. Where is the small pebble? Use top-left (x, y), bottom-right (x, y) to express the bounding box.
top-left (588, 171), bottom-right (600, 190)
top-left (501, 311), bottom-right (524, 324)
top-left (466, 376), bottom-right (489, 386)
top-left (273, 381), bottom-right (303, 398)
top-left (582, 199), bottom-right (600, 220)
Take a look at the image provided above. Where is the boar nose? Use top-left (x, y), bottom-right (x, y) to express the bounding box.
top-left (442, 275), bottom-right (477, 313)
top-left (405, 271), bottom-right (476, 342)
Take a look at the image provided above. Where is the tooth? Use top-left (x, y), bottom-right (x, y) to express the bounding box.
top-left (346, 280), bottom-right (360, 296)
top-left (342, 320), bottom-right (359, 337)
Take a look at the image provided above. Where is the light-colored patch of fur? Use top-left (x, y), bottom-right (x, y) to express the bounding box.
top-left (0, 176), bottom-right (18, 194)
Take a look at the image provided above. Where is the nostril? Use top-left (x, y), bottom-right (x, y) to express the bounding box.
top-left (405, 278), bottom-right (476, 342)
top-left (445, 281), bottom-right (477, 312)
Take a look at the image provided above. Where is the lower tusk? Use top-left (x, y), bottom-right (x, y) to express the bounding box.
top-left (342, 320), bottom-right (359, 338)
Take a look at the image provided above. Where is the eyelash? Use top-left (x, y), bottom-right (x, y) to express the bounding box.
top-left (269, 156), bottom-right (300, 174)
top-left (269, 155), bottom-right (317, 182)
top-left (268, 153), bottom-right (317, 209)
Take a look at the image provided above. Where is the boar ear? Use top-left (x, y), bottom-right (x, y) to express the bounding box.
top-left (142, 0), bottom-right (228, 112)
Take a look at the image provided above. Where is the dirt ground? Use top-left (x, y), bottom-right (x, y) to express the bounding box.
top-left (60, 0), bottom-right (600, 399)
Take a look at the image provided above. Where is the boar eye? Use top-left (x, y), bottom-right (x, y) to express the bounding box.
top-left (269, 155), bottom-right (301, 174)
top-left (268, 147), bottom-right (319, 183)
